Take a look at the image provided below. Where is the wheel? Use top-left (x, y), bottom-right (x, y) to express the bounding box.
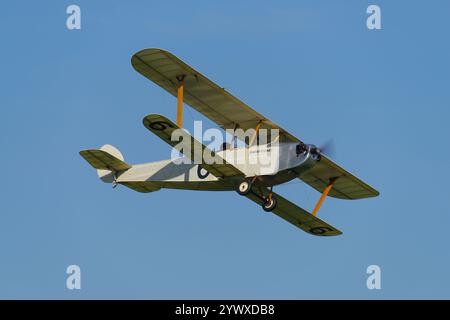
top-left (262, 195), bottom-right (277, 212)
top-left (237, 180), bottom-right (252, 195)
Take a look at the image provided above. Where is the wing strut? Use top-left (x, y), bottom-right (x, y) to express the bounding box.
top-left (312, 178), bottom-right (337, 216)
top-left (249, 121), bottom-right (262, 146)
top-left (176, 75), bottom-right (185, 127)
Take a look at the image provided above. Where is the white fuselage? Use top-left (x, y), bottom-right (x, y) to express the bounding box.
top-left (117, 143), bottom-right (319, 191)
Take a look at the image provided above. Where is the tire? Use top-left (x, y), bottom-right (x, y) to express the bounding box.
top-left (237, 180), bottom-right (252, 195)
top-left (262, 195), bottom-right (277, 212)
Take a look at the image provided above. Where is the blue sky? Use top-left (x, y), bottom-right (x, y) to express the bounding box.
top-left (1, 0), bottom-right (449, 299)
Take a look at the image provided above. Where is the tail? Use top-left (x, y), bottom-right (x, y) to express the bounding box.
top-left (79, 144), bottom-right (131, 183)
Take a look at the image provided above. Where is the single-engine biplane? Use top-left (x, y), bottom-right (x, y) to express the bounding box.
top-left (80, 48), bottom-right (379, 236)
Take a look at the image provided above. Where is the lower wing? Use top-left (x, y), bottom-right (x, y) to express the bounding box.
top-left (246, 187), bottom-right (342, 236)
top-left (142, 114), bottom-right (245, 180)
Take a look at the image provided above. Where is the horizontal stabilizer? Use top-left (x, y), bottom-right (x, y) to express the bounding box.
top-left (120, 181), bottom-right (161, 193)
top-left (79, 149), bottom-right (131, 172)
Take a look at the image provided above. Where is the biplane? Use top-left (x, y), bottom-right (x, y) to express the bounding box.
top-left (80, 48), bottom-right (379, 236)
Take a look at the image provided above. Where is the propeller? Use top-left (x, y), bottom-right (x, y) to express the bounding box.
top-left (311, 139), bottom-right (336, 159)
top-left (318, 139), bottom-right (336, 158)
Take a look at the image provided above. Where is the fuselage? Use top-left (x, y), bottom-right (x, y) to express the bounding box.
top-left (117, 143), bottom-right (320, 191)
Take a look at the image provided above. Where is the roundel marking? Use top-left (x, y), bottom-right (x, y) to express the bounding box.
top-left (197, 166), bottom-right (210, 179)
top-left (309, 226), bottom-right (333, 235)
top-left (149, 121), bottom-right (172, 131)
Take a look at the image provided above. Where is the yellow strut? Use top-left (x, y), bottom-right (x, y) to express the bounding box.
top-left (249, 121), bottom-right (262, 146)
top-left (176, 75), bottom-right (185, 128)
top-left (312, 179), bottom-right (336, 216)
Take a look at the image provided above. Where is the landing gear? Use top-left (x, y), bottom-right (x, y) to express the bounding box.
top-left (236, 178), bottom-right (277, 211)
top-left (237, 179), bottom-right (252, 195)
top-left (262, 193), bottom-right (277, 212)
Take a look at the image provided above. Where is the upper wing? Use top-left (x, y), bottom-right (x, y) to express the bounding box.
top-left (132, 48), bottom-right (300, 143)
top-left (299, 155), bottom-right (379, 200)
top-left (142, 114), bottom-right (244, 180)
top-left (246, 187), bottom-right (342, 236)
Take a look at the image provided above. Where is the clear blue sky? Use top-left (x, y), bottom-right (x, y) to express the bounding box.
top-left (1, 0), bottom-right (449, 299)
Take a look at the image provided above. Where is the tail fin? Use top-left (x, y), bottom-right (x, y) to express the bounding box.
top-left (79, 144), bottom-right (131, 183)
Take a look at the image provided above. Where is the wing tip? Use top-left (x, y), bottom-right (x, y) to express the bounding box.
top-left (131, 48), bottom-right (171, 61)
top-left (142, 114), bottom-right (177, 131)
top-left (79, 149), bottom-right (93, 158)
top-left (307, 227), bottom-right (343, 237)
